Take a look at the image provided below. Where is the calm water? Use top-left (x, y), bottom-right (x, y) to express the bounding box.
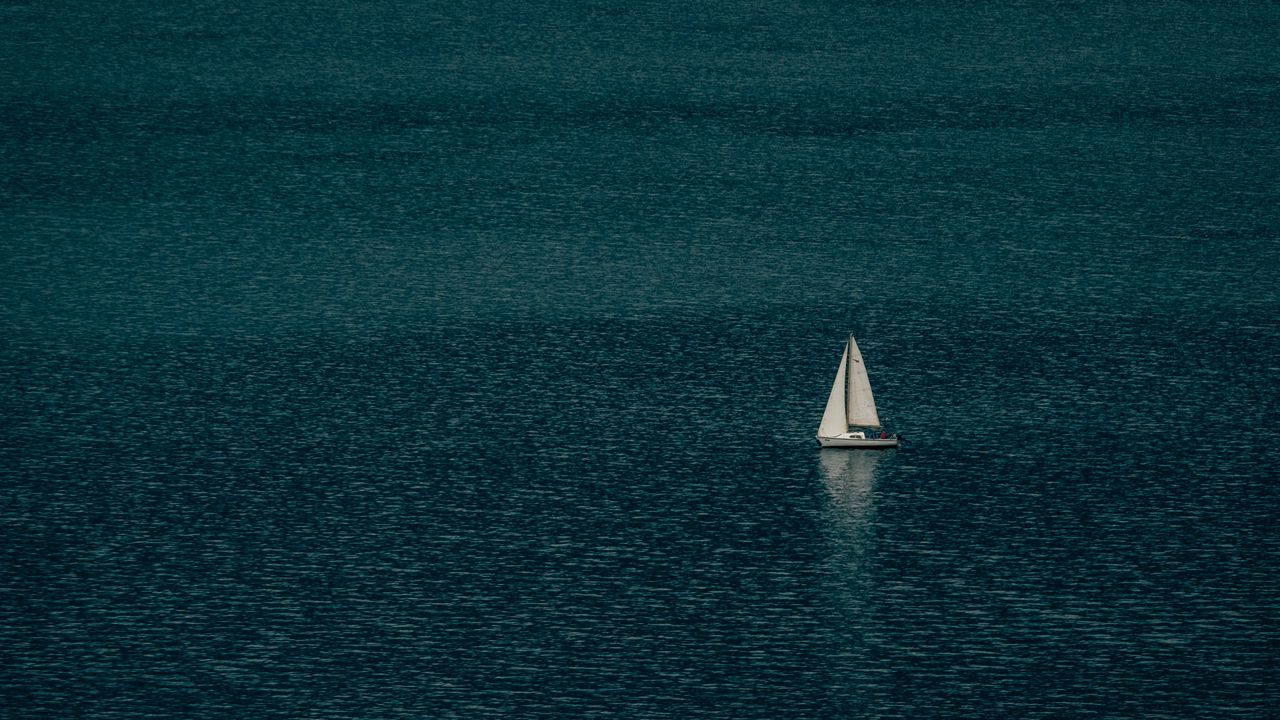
top-left (3, 1), bottom-right (1278, 717)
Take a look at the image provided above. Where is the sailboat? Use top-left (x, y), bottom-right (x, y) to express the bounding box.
top-left (817, 335), bottom-right (900, 449)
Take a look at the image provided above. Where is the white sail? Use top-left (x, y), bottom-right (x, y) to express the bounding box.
top-left (817, 344), bottom-right (849, 438)
top-left (845, 335), bottom-right (882, 428)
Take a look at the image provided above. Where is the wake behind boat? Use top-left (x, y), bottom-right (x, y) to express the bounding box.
top-left (817, 335), bottom-right (900, 449)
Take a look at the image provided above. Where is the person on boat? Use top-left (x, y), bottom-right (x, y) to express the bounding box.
top-left (879, 430), bottom-right (888, 439)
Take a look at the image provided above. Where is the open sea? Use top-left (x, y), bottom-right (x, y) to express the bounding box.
top-left (3, 1), bottom-right (1278, 717)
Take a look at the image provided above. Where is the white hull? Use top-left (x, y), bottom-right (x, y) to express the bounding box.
top-left (817, 434), bottom-right (900, 449)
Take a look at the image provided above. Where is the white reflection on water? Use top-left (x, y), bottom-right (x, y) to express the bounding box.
top-left (819, 449), bottom-right (879, 534)
top-left (816, 449), bottom-right (882, 705)
top-left (820, 448), bottom-right (885, 597)
top-left (818, 449), bottom-right (881, 596)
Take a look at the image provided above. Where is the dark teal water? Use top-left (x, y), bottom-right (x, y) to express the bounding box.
top-left (3, 2), bottom-right (1278, 718)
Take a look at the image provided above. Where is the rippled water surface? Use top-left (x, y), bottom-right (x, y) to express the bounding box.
top-left (3, 1), bottom-right (1278, 718)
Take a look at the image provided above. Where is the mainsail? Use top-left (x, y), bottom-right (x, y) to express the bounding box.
top-left (845, 335), bottom-right (882, 428)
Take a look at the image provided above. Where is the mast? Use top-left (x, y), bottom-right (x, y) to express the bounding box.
top-left (844, 333), bottom-right (855, 422)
